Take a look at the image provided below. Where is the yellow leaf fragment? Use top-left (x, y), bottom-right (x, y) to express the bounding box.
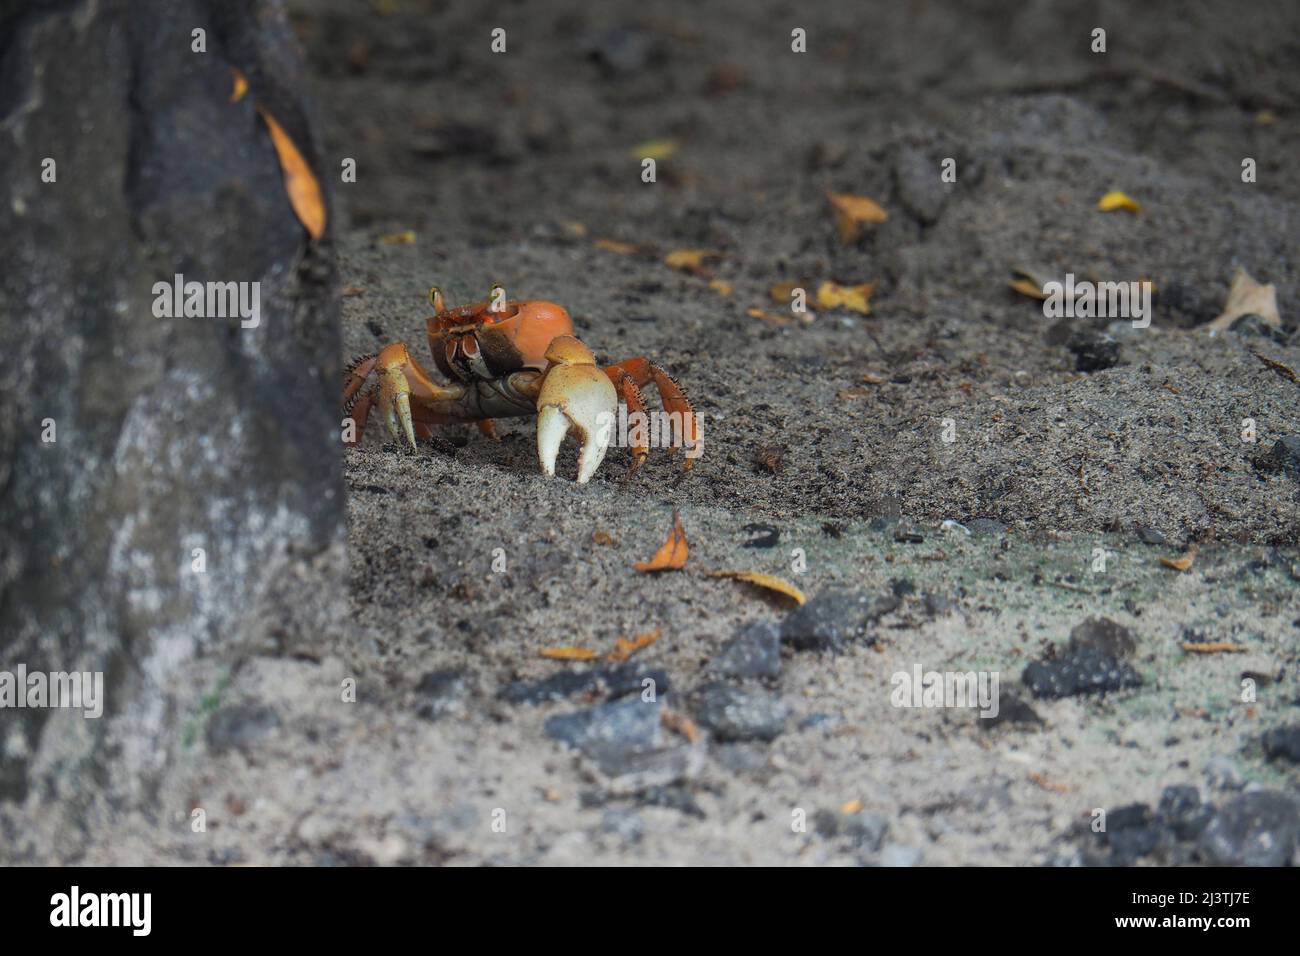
top-left (540, 646), bottom-right (600, 661)
top-left (827, 191), bottom-right (888, 244)
top-left (378, 229), bottom-right (416, 244)
top-left (664, 248), bottom-right (722, 275)
top-left (634, 509), bottom-right (689, 572)
top-left (708, 278), bottom-right (733, 296)
top-left (816, 280), bottom-right (876, 315)
top-left (840, 799), bottom-right (864, 815)
top-left (632, 139), bottom-right (678, 161)
top-left (661, 709), bottom-right (700, 743)
top-left (607, 627), bottom-right (661, 663)
top-left (1207, 268), bottom-right (1281, 332)
top-left (1097, 190), bottom-right (1141, 213)
top-left (593, 528), bottom-right (617, 547)
top-left (747, 307), bottom-right (791, 327)
top-left (257, 107), bottom-right (326, 240)
top-left (1008, 277), bottom-right (1048, 300)
top-left (709, 570), bottom-right (806, 605)
top-left (595, 238), bottom-right (642, 255)
top-left (230, 67), bottom-right (248, 103)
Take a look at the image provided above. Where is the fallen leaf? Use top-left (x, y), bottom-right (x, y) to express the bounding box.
top-left (592, 528), bottom-right (617, 547)
top-left (632, 138), bottom-right (678, 161)
top-left (708, 278), bottom-right (733, 296)
top-left (377, 229), bottom-right (416, 244)
top-left (1028, 772), bottom-right (1072, 794)
top-left (1159, 551), bottom-right (1196, 572)
top-left (1250, 350), bottom-right (1299, 384)
top-left (664, 248), bottom-right (722, 275)
top-left (709, 570), bottom-right (806, 605)
top-left (595, 238), bottom-right (642, 255)
top-left (747, 307), bottom-right (792, 326)
top-left (769, 280), bottom-right (808, 306)
top-left (1255, 110), bottom-right (1276, 126)
top-left (661, 709), bottom-right (700, 743)
top-left (827, 191), bottom-right (888, 244)
top-left (341, 285), bottom-right (366, 297)
top-left (1207, 268), bottom-right (1281, 332)
top-left (634, 509), bottom-right (688, 572)
top-left (1097, 190), bottom-right (1141, 213)
top-left (607, 628), bottom-right (661, 663)
top-left (540, 646), bottom-right (600, 661)
top-left (816, 280), bottom-right (876, 314)
top-left (860, 372), bottom-right (887, 384)
top-left (257, 107), bottom-right (326, 240)
top-left (840, 799), bottom-right (863, 815)
top-left (1008, 277), bottom-right (1048, 300)
top-left (230, 67), bottom-right (248, 103)
top-left (1181, 641), bottom-right (1247, 654)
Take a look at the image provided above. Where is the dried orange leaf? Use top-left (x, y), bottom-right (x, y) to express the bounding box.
top-left (827, 191), bottom-right (888, 244)
top-left (1097, 190), bottom-right (1141, 213)
top-left (257, 107), bottom-right (326, 241)
top-left (595, 238), bottom-right (641, 255)
top-left (840, 798), bottom-right (864, 815)
top-left (1181, 641), bottom-right (1247, 654)
top-left (634, 509), bottom-right (688, 572)
top-left (769, 280), bottom-right (808, 306)
top-left (709, 570), bottom-right (806, 605)
top-left (815, 280), bottom-right (876, 315)
top-left (1207, 268), bottom-right (1281, 332)
top-left (607, 627), bottom-right (661, 663)
top-left (230, 67), bottom-right (248, 103)
top-left (1027, 772), bottom-right (1071, 794)
top-left (378, 229), bottom-right (416, 245)
top-left (592, 528), bottom-right (617, 546)
top-left (540, 646), bottom-right (600, 661)
top-left (708, 278), bottom-right (733, 296)
top-left (341, 285), bottom-right (366, 298)
top-left (1159, 551), bottom-right (1196, 572)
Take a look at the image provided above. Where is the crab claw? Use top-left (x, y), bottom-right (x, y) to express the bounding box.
top-left (536, 335), bottom-right (618, 483)
top-left (377, 345), bottom-right (418, 451)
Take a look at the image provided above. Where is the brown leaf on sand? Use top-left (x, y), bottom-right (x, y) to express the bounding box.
top-left (708, 570), bottom-right (806, 605)
top-left (1249, 350), bottom-right (1299, 385)
top-left (540, 646), bottom-right (600, 662)
top-left (256, 107), bottom-right (326, 240)
top-left (1207, 268), bottom-right (1281, 332)
top-left (1180, 641), bottom-right (1247, 654)
top-left (607, 628), bottom-right (661, 663)
top-left (661, 709), bottom-right (700, 743)
top-left (664, 248), bottom-right (723, 276)
top-left (1159, 551), bottom-right (1196, 572)
top-left (826, 191), bottom-right (888, 244)
top-left (230, 67), bottom-right (248, 103)
top-left (634, 510), bottom-right (688, 572)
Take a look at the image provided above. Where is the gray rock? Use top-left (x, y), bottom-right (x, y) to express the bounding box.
top-left (1205, 755), bottom-right (1245, 791)
top-left (1199, 791), bottom-right (1300, 866)
top-left (1158, 785), bottom-right (1213, 841)
top-left (1022, 648), bottom-right (1143, 699)
top-left (694, 684), bottom-right (787, 742)
top-left (708, 621), bottom-right (781, 679)
top-left (1068, 617), bottom-right (1137, 658)
top-left (781, 589), bottom-right (896, 651)
top-left (0, 0), bottom-right (342, 819)
top-left (414, 669), bottom-right (469, 721)
top-left (1262, 437), bottom-right (1300, 479)
top-left (1067, 328), bottom-right (1121, 372)
top-left (205, 704), bottom-right (281, 755)
top-left (544, 698), bottom-right (663, 770)
top-left (1262, 724), bottom-right (1300, 764)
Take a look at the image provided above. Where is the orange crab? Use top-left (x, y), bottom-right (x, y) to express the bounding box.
top-left (342, 285), bottom-right (700, 482)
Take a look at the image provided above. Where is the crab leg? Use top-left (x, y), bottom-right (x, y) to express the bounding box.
top-left (535, 335), bottom-right (618, 483)
top-left (604, 357), bottom-right (701, 469)
top-left (368, 342), bottom-right (467, 451)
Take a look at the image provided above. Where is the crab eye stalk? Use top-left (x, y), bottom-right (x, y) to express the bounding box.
top-left (489, 283), bottom-right (507, 313)
top-left (428, 286), bottom-right (445, 312)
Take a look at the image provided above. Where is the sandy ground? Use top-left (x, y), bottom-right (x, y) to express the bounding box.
top-left (4, 0), bottom-right (1299, 865)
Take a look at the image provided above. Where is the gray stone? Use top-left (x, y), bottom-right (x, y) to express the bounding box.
top-left (781, 589), bottom-right (896, 651)
top-left (1262, 724), bottom-right (1300, 764)
top-left (708, 621), bottom-right (781, 679)
top-left (1068, 617), bottom-right (1137, 659)
top-left (694, 684), bottom-right (787, 742)
top-left (1022, 648), bottom-right (1143, 699)
top-left (205, 704), bottom-right (281, 755)
top-left (1199, 791), bottom-right (1300, 867)
top-left (544, 698), bottom-right (663, 769)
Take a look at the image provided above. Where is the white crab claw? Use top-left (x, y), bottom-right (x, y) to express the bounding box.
top-left (536, 336), bottom-right (617, 483)
top-left (379, 360), bottom-right (417, 452)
